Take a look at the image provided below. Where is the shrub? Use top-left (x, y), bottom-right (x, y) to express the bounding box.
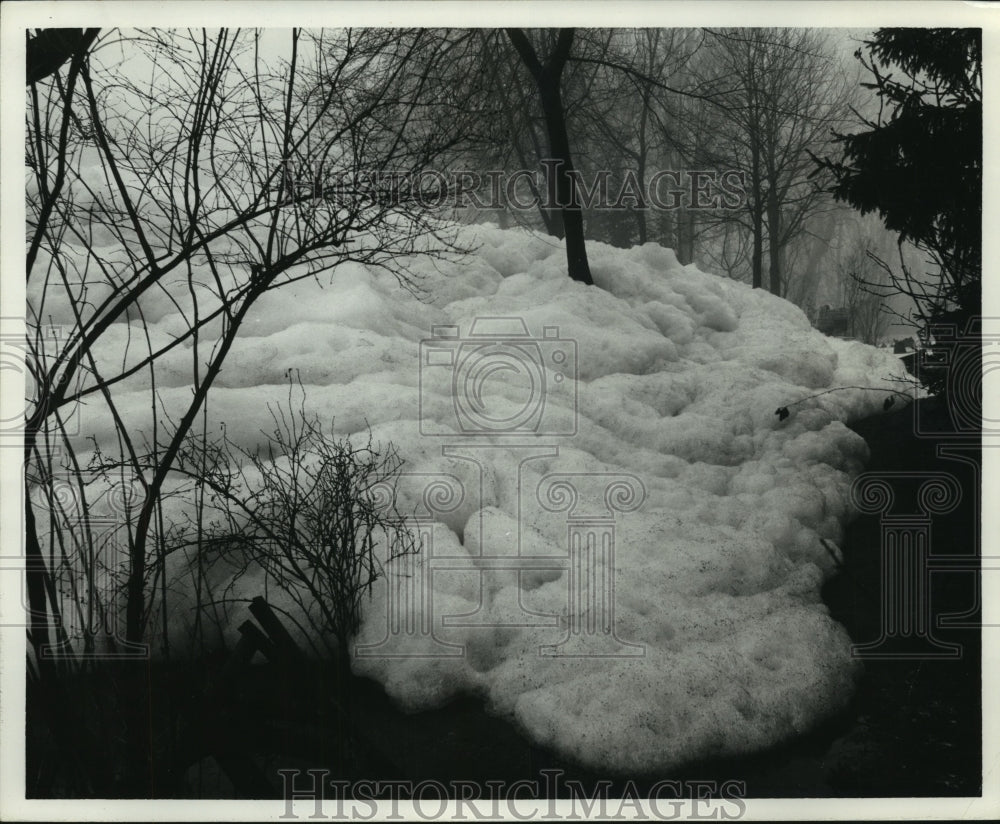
top-left (179, 382), bottom-right (417, 680)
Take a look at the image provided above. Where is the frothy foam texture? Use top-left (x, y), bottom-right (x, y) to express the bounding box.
top-left (48, 222), bottom-right (911, 774)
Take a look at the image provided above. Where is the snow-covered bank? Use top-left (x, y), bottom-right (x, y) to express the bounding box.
top-left (57, 223), bottom-right (911, 774)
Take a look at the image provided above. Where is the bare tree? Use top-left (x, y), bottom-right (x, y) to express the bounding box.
top-left (570, 28), bottom-right (706, 250)
top-left (697, 28), bottom-right (855, 294)
top-left (837, 240), bottom-right (892, 345)
top-left (25, 28), bottom-right (464, 670)
top-left (465, 30), bottom-right (555, 233)
top-left (170, 381), bottom-right (417, 688)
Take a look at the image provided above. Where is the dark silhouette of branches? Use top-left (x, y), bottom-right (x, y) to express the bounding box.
top-left (25, 27), bottom-right (466, 669)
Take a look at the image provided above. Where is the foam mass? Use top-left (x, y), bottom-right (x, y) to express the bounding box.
top-left (58, 223), bottom-right (910, 774)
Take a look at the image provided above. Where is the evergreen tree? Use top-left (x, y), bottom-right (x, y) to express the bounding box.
top-left (815, 28), bottom-right (981, 394)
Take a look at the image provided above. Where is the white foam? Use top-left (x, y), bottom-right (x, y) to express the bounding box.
top-left (62, 222), bottom-right (912, 773)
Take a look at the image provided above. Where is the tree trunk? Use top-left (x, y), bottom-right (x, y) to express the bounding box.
top-left (751, 207), bottom-right (764, 289)
top-left (537, 72), bottom-right (592, 284)
top-left (23, 467), bottom-right (53, 671)
top-left (750, 143), bottom-right (764, 289)
top-left (675, 210), bottom-right (696, 266)
top-left (506, 29), bottom-right (593, 285)
top-left (766, 185), bottom-right (782, 295)
top-left (634, 204), bottom-right (647, 247)
top-left (635, 90), bottom-right (650, 246)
